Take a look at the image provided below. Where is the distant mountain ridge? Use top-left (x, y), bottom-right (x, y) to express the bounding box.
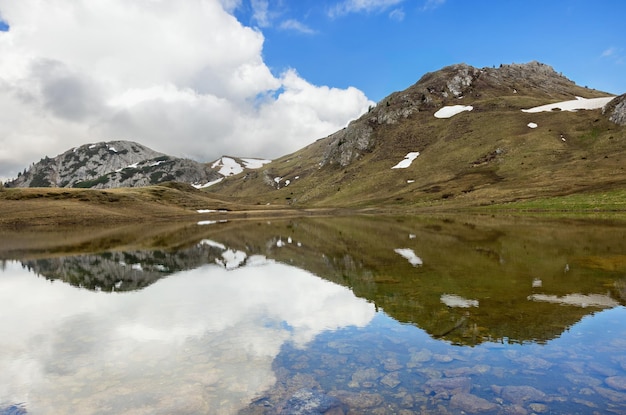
top-left (6, 140), bottom-right (270, 189)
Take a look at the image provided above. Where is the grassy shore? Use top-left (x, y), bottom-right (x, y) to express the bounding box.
top-left (2, 181), bottom-right (626, 233)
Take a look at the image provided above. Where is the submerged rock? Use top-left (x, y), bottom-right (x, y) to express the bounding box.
top-left (280, 389), bottom-right (341, 415)
top-left (424, 377), bottom-right (472, 397)
top-left (606, 376), bottom-right (626, 391)
top-left (450, 393), bottom-right (498, 413)
top-left (328, 391), bottom-right (383, 410)
top-left (493, 385), bottom-right (547, 405)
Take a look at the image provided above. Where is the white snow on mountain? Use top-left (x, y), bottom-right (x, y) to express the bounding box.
top-left (434, 105), bottom-right (473, 119)
top-left (522, 96), bottom-right (614, 113)
top-left (392, 152), bottom-right (420, 169)
top-left (241, 158), bottom-right (271, 169)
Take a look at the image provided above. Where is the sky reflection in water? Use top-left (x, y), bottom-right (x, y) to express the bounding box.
top-left (0, 259), bottom-right (375, 414)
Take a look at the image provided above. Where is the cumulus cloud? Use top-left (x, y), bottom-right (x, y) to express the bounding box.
top-left (0, 0), bottom-right (373, 179)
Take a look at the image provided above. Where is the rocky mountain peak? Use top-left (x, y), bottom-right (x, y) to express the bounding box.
top-left (7, 140), bottom-right (274, 190)
top-left (6, 140), bottom-right (222, 189)
top-left (319, 61), bottom-right (607, 168)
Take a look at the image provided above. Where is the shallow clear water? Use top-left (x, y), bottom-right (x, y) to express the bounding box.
top-left (1, 215), bottom-right (626, 414)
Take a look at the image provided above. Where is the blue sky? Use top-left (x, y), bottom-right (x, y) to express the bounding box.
top-left (233, 0), bottom-right (626, 101)
top-left (0, 0), bottom-right (624, 179)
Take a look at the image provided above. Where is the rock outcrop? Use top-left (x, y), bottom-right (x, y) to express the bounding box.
top-left (606, 94), bottom-right (626, 126)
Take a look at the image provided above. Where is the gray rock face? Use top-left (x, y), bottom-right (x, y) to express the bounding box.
top-left (607, 94), bottom-right (626, 125)
top-left (6, 140), bottom-right (221, 189)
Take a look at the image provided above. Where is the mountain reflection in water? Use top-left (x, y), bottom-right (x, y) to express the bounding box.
top-left (1, 215), bottom-right (626, 414)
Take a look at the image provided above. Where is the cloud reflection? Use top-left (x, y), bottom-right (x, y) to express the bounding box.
top-left (0, 259), bottom-right (375, 414)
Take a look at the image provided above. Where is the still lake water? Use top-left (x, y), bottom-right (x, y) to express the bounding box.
top-left (1, 215), bottom-right (626, 414)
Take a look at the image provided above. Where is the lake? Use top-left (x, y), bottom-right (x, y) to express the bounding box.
top-left (1, 214), bottom-right (626, 414)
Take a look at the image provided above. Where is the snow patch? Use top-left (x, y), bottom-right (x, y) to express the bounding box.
top-left (150, 160), bottom-right (165, 167)
top-left (212, 157), bottom-right (244, 176)
top-left (394, 248), bottom-right (423, 267)
top-left (527, 122), bottom-right (538, 129)
top-left (197, 209), bottom-right (217, 213)
top-left (392, 152), bottom-right (420, 169)
top-left (434, 105), bottom-right (473, 119)
top-left (521, 96), bottom-right (614, 113)
top-left (88, 144), bottom-right (96, 149)
top-left (241, 158), bottom-right (271, 169)
top-left (192, 177), bottom-right (224, 189)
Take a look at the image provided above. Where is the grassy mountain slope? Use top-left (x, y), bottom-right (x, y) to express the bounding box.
top-left (210, 62), bottom-right (626, 209)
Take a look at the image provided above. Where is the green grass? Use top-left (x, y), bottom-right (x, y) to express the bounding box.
top-left (484, 189), bottom-right (626, 213)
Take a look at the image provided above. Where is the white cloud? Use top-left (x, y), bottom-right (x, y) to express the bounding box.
top-left (251, 0), bottom-right (270, 27)
top-left (0, 0), bottom-right (373, 179)
top-left (280, 18), bottom-right (316, 34)
top-left (329, 0), bottom-right (405, 17)
top-left (389, 8), bottom-right (405, 21)
top-left (422, 0), bottom-right (446, 10)
top-left (602, 47), bottom-right (617, 58)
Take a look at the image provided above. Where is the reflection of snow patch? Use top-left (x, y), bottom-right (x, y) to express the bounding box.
top-left (198, 220), bottom-right (217, 226)
top-left (198, 220), bottom-right (228, 226)
top-left (394, 248), bottom-right (423, 266)
top-left (527, 293), bottom-right (618, 308)
top-left (392, 152), bottom-right (420, 169)
top-left (521, 96), bottom-right (614, 113)
top-left (434, 105), bottom-right (473, 119)
top-left (218, 250), bottom-right (247, 270)
top-left (131, 264), bottom-right (143, 271)
top-left (441, 294), bottom-right (479, 308)
top-left (527, 122), bottom-right (538, 129)
top-left (197, 209), bottom-right (217, 213)
top-left (532, 278), bottom-right (542, 288)
top-left (198, 239), bottom-right (226, 250)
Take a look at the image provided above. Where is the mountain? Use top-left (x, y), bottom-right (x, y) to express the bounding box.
top-left (6, 140), bottom-right (270, 190)
top-left (211, 62), bottom-right (626, 208)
